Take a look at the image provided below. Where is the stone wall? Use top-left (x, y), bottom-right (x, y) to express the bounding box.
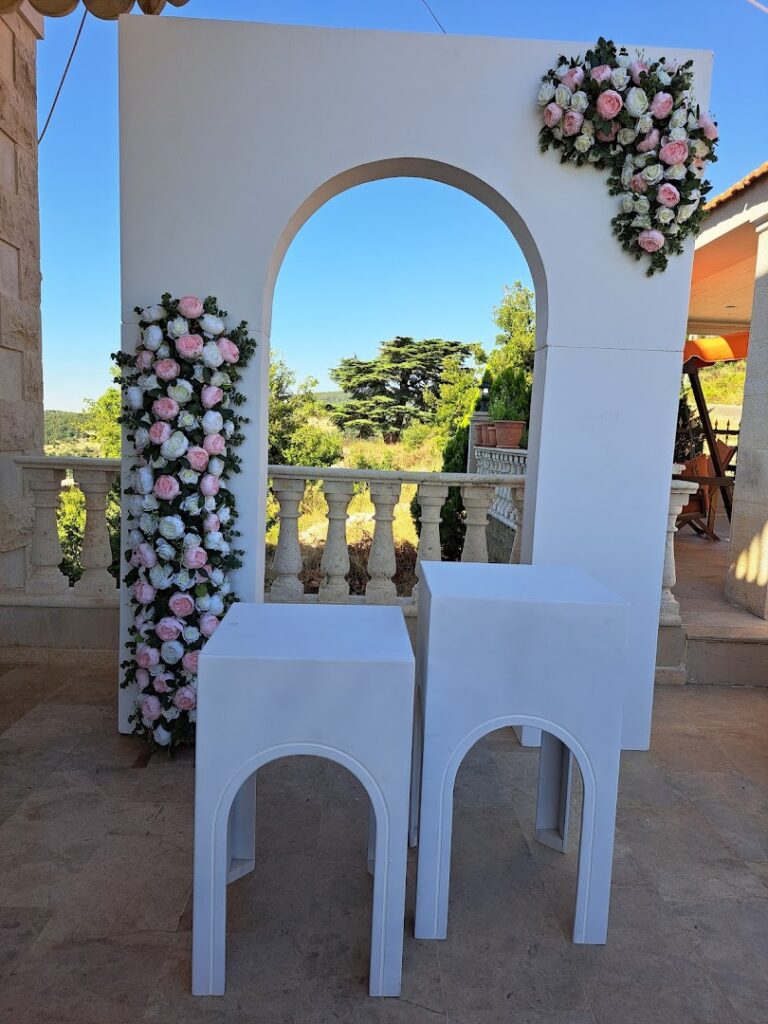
top-left (0, 7), bottom-right (43, 589)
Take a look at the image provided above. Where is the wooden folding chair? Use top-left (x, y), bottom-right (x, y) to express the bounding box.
top-left (676, 441), bottom-right (736, 541)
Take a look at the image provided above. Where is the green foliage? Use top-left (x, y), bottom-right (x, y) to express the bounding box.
top-left (284, 423), bottom-right (343, 468)
top-left (82, 385), bottom-right (122, 458)
top-left (410, 424), bottom-right (469, 561)
top-left (45, 409), bottom-right (86, 447)
top-left (695, 360), bottom-right (746, 406)
top-left (314, 390), bottom-right (349, 408)
top-left (330, 336), bottom-right (478, 442)
top-left (674, 391), bottom-right (705, 464)
top-left (487, 282), bottom-right (536, 378)
top-left (269, 352), bottom-right (322, 464)
top-left (488, 367), bottom-right (532, 423)
top-left (423, 353), bottom-right (481, 438)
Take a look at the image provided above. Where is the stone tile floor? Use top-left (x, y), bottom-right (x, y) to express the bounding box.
top-left (1, 662), bottom-right (767, 1023)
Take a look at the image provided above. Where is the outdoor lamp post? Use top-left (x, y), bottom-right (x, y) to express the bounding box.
top-left (478, 379), bottom-right (491, 412)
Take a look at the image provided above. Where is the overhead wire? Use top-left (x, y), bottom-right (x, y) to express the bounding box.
top-left (38, 9), bottom-right (88, 145)
top-left (419, 0), bottom-right (447, 33)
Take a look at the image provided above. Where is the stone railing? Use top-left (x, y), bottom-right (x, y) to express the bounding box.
top-left (475, 446), bottom-right (528, 529)
top-left (267, 465), bottom-right (526, 611)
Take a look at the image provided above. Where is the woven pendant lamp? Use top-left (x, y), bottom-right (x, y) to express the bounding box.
top-left (0, 0), bottom-right (191, 15)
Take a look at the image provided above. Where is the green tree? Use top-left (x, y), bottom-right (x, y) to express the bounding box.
top-left (82, 385), bottom-right (122, 458)
top-left (269, 351), bottom-right (343, 468)
top-left (487, 282), bottom-right (536, 378)
top-left (330, 336), bottom-right (477, 442)
top-left (424, 353), bottom-right (482, 438)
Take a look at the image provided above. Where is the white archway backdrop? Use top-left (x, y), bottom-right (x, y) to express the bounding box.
top-left (118, 17), bottom-right (712, 748)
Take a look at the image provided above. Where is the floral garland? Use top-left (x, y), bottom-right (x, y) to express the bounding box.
top-left (537, 37), bottom-right (718, 274)
top-left (115, 294), bottom-right (256, 750)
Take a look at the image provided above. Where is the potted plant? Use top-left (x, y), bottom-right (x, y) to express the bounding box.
top-left (485, 422), bottom-right (497, 447)
top-left (488, 368), bottom-right (531, 449)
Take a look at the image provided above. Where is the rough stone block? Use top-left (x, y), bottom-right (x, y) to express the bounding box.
top-left (0, 493), bottom-right (34, 552)
top-left (655, 622), bottom-right (686, 668)
top-left (0, 20), bottom-right (13, 86)
top-left (726, 500), bottom-right (768, 619)
top-left (0, 186), bottom-right (38, 256)
top-left (0, 129), bottom-right (15, 194)
top-left (21, 348), bottom-right (42, 402)
top-left (0, 77), bottom-right (34, 153)
top-left (0, 346), bottom-right (22, 399)
top-left (0, 397), bottom-right (42, 451)
top-left (0, 294), bottom-right (39, 350)
top-left (0, 237), bottom-right (18, 298)
top-left (18, 251), bottom-right (39, 304)
top-left (15, 146), bottom-right (36, 207)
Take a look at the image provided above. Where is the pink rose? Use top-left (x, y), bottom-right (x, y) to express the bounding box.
top-left (596, 90), bottom-right (623, 120)
top-left (200, 474), bottom-right (220, 497)
top-left (172, 685), bottom-right (197, 712)
top-left (136, 644), bottom-right (160, 669)
top-left (133, 542), bottom-right (157, 569)
top-left (155, 616), bottom-right (184, 642)
top-left (134, 580), bottom-right (156, 605)
top-left (182, 651), bottom-right (199, 674)
top-left (649, 92), bottom-right (674, 120)
top-left (186, 446), bottom-right (209, 472)
top-left (217, 338), bottom-right (240, 364)
top-left (136, 668), bottom-right (150, 691)
top-left (149, 421), bottom-right (172, 445)
top-left (152, 672), bottom-right (173, 694)
top-left (168, 591), bottom-right (195, 618)
top-left (183, 546), bottom-right (207, 570)
top-left (177, 295), bottom-right (204, 319)
top-left (201, 385), bottom-right (224, 409)
top-left (629, 60), bottom-right (648, 84)
top-left (140, 695), bottom-right (162, 723)
top-left (638, 229), bottom-right (665, 253)
top-left (656, 183), bottom-right (681, 208)
top-left (153, 358), bottom-right (180, 382)
top-left (175, 333), bottom-right (204, 360)
top-left (590, 64), bottom-right (612, 84)
top-left (154, 475), bottom-right (180, 501)
top-left (693, 157), bottom-right (706, 173)
top-left (136, 349), bottom-right (154, 372)
top-left (152, 397), bottom-right (179, 421)
top-left (562, 110), bottom-right (584, 137)
top-left (199, 613), bottom-right (220, 638)
top-left (561, 66), bottom-right (584, 92)
top-left (636, 128), bottom-right (660, 153)
top-left (698, 113), bottom-right (718, 141)
top-left (543, 102), bottom-right (563, 128)
top-left (203, 513), bottom-right (220, 534)
top-left (629, 173), bottom-right (648, 194)
top-left (596, 122), bottom-right (618, 143)
top-left (203, 433), bottom-right (226, 456)
top-left (659, 140), bottom-right (688, 166)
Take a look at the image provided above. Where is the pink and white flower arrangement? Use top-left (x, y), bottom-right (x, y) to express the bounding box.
top-left (537, 37), bottom-right (718, 274)
top-left (115, 293), bottom-right (256, 750)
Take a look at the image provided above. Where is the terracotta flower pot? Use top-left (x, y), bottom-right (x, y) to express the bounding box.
top-left (494, 420), bottom-right (525, 449)
top-left (473, 422), bottom-right (485, 446)
top-left (485, 423), bottom-right (497, 447)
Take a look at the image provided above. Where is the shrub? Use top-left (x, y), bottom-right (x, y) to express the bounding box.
top-left (284, 423), bottom-right (343, 468)
top-left (488, 366), bottom-right (531, 423)
top-left (410, 424), bottom-right (469, 561)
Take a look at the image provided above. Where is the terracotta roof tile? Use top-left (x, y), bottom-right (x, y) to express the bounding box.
top-left (705, 161), bottom-right (768, 211)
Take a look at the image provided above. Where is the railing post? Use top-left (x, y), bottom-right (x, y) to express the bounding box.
top-left (270, 475), bottom-right (306, 601)
top-left (319, 478), bottom-right (354, 602)
top-left (72, 466), bottom-right (119, 595)
top-left (460, 482), bottom-right (495, 563)
top-left (660, 478), bottom-right (699, 626)
top-left (415, 481), bottom-right (449, 593)
top-left (509, 481), bottom-right (526, 565)
top-left (24, 465), bottom-right (69, 594)
top-left (366, 480), bottom-right (400, 603)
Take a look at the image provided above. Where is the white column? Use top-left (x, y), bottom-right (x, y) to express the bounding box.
top-left (414, 481), bottom-right (448, 592)
top-left (73, 466), bottom-right (120, 596)
top-left (319, 478), bottom-right (353, 602)
top-left (660, 478), bottom-right (699, 626)
top-left (366, 480), bottom-right (400, 603)
top-left (726, 215), bottom-right (768, 618)
top-left (269, 476), bottom-right (305, 601)
top-left (25, 466), bottom-right (69, 595)
top-left (460, 483), bottom-right (495, 563)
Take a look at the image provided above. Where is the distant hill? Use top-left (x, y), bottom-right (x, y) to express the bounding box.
top-left (45, 409), bottom-right (86, 446)
top-left (314, 391), bottom-right (349, 408)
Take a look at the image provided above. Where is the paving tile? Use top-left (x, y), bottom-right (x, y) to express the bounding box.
top-left (0, 905), bottom-right (50, 979)
top-left (666, 767), bottom-right (768, 861)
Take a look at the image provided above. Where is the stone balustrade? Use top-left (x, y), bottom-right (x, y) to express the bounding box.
top-left (660, 476), bottom-right (700, 627)
top-left (474, 446), bottom-right (528, 530)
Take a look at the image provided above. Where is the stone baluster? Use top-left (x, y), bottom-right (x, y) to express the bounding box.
top-left (509, 482), bottom-right (526, 565)
top-left (319, 478), bottom-right (354, 602)
top-left (366, 480), bottom-right (400, 603)
top-left (460, 483), bottom-right (496, 563)
top-left (270, 476), bottom-right (306, 601)
top-left (25, 465), bottom-right (69, 594)
top-left (72, 466), bottom-right (119, 595)
top-left (414, 481), bottom-right (449, 594)
top-left (660, 477), bottom-right (699, 626)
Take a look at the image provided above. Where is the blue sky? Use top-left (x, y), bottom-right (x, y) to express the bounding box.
top-left (37, 0), bottom-right (767, 409)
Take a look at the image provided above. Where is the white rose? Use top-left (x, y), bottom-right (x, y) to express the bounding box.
top-left (610, 67), bottom-right (629, 91)
top-left (210, 568), bottom-right (225, 586)
top-left (127, 495), bottom-right (144, 517)
top-left (634, 197), bottom-right (650, 214)
top-left (202, 410), bottom-right (224, 435)
top-left (192, 364), bottom-right (205, 382)
top-left (182, 625), bottom-right (200, 644)
top-left (616, 53), bottom-right (631, 68)
top-left (657, 69), bottom-right (672, 86)
top-left (556, 63), bottom-right (570, 78)
top-left (636, 113), bottom-right (653, 134)
top-left (161, 640), bottom-right (184, 665)
top-left (633, 154), bottom-right (648, 168)
top-left (160, 430), bottom-right (189, 460)
top-left (156, 539), bottom-right (175, 560)
top-left (670, 126), bottom-right (688, 142)
top-left (203, 495), bottom-right (217, 512)
top-left (149, 564), bottom-right (174, 589)
top-left (196, 594), bottom-right (212, 612)
top-left (167, 381), bottom-right (193, 405)
top-left (570, 90), bottom-right (589, 113)
top-left (208, 457), bottom-right (225, 477)
top-left (178, 412), bottom-right (198, 432)
top-left (620, 160), bottom-right (634, 188)
top-left (677, 201), bottom-right (699, 223)
top-left (625, 87), bottom-right (649, 117)
top-left (156, 342), bottom-right (171, 359)
top-left (201, 341), bottom-right (224, 368)
top-left (656, 207), bottom-right (675, 225)
top-left (551, 126), bottom-right (564, 141)
top-left (142, 494), bottom-right (159, 511)
top-left (164, 706), bottom-right (181, 722)
top-left (666, 221), bottom-right (680, 235)
top-left (126, 386), bottom-right (144, 411)
top-left (691, 161), bottom-right (706, 180)
top-left (688, 189), bottom-right (701, 202)
top-left (641, 163), bottom-right (664, 186)
top-left (153, 725), bottom-right (172, 747)
top-left (219, 579), bottom-right (231, 596)
top-left (580, 119), bottom-right (594, 137)
top-left (174, 569), bottom-right (195, 591)
top-left (621, 194), bottom-right (635, 214)
top-left (669, 108), bottom-right (687, 129)
top-left (168, 316), bottom-right (189, 338)
top-left (210, 371), bottom-right (229, 387)
top-left (537, 80), bottom-right (556, 105)
top-left (179, 468), bottom-right (200, 486)
top-left (208, 594), bottom-right (225, 616)
top-left (139, 513), bottom-right (159, 536)
top-left (135, 465), bottom-right (154, 494)
top-left (223, 420), bottom-right (235, 438)
top-left (133, 427), bottom-right (150, 451)
top-left (664, 163), bottom-right (687, 181)
top-left (142, 304), bottom-right (166, 323)
top-left (140, 374), bottom-right (159, 392)
top-left (554, 84), bottom-right (572, 108)
top-left (631, 214), bottom-right (652, 229)
top-left (183, 532), bottom-right (202, 548)
top-left (199, 313), bottom-right (225, 336)
top-left (574, 134), bottom-right (593, 154)
top-left (181, 494), bottom-right (202, 515)
top-left (150, 455), bottom-right (167, 470)
top-left (128, 528), bottom-right (143, 547)
top-left (692, 138), bottom-right (709, 158)
top-left (142, 324), bottom-right (164, 351)
top-left (218, 505), bottom-right (232, 525)
top-left (159, 514), bottom-right (185, 540)
top-left (204, 530), bottom-right (225, 551)
top-left (687, 110), bottom-right (698, 131)
top-left (617, 128), bottom-right (637, 146)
